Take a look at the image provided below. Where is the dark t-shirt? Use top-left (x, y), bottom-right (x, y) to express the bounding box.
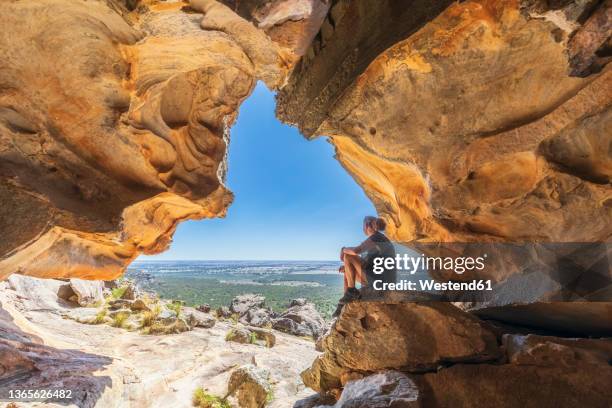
top-left (357, 231), bottom-right (397, 286)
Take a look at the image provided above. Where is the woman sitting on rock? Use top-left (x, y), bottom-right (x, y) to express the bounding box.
top-left (333, 216), bottom-right (396, 317)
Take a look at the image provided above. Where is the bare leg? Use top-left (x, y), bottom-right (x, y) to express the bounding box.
top-left (343, 254), bottom-right (363, 290)
top-left (347, 254), bottom-right (366, 286)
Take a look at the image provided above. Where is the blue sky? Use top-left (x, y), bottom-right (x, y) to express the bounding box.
top-left (140, 83), bottom-right (375, 261)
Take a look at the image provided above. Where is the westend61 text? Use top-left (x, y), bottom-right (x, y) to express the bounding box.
top-left (373, 279), bottom-right (493, 291)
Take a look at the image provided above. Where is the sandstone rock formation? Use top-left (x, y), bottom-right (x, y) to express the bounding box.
top-left (0, 0), bottom-right (291, 280)
top-left (0, 0), bottom-right (608, 289)
top-left (227, 364), bottom-right (272, 408)
top-left (277, 0), bottom-right (611, 246)
top-left (69, 279), bottom-right (106, 306)
top-left (302, 302), bottom-right (499, 393)
top-left (320, 370), bottom-right (421, 408)
top-left (0, 1), bottom-right (610, 406)
top-left (301, 300), bottom-right (612, 407)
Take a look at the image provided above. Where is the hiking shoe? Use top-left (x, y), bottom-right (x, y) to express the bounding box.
top-left (338, 287), bottom-right (361, 304)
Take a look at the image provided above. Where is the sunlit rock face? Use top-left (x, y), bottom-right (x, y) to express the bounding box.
top-left (277, 0), bottom-right (611, 244)
top-left (0, 0), bottom-right (290, 279)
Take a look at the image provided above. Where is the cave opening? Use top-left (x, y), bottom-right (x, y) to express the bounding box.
top-left (139, 83), bottom-right (376, 261)
top-left (129, 83), bottom-right (377, 313)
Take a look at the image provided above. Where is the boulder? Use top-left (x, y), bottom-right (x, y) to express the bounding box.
top-left (226, 328), bottom-right (253, 344)
top-left (230, 294), bottom-right (266, 316)
top-left (157, 309), bottom-right (178, 324)
top-left (183, 308), bottom-right (216, 329)
top-left (7, 275), bottom-right (66, 312)
top-left (69, 279), bottom-right (104, 307)
top-left (323, 371), bottom-right (421, 408)
top-left (56, 283), bottom-right (77, 304)
top-left (302, 302), bottom-right (499, 393)
top-left (272, 300), bottom-right (325, 339)
top-left (293, 394), bottom-right (336, 408)
top-left (196, 304), bottom-right (211, 313)
top-left (120, 284), bottom-right (136, 300)
top-left (240, 307), bottom-right (274, 327)
top-left (108, 299), bottom-right (133, 310)
top-left (289, 298), bottom-right (308, 307)
top-left (227, 364), bottom-right (271, 408)
top-left (130, 299), bottom-right (151, 312)
top-left (246, 327), bottom-right (276, 348)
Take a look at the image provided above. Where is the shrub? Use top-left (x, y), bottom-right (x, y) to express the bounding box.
top-left (266, 389), bottom-right (274, 403)
top-left (167, 302), bottom-right (182, 317)
top-left (93, 309), bottom-right (107, 324)
top-left (192, 387), bottom-right (230, 408)
top-left (249, 332), bottom-right (257, 344)
top-left (112, 312), bottom-right (129, 328)
top-left (111, 286), bottom-right (127, 299)
top-left (224, 329), bottom-right (235, 341)
top-left (141, 304), bottom-right (161, 328)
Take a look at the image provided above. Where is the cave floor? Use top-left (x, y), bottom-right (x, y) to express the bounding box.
top-left (0, 280), bottom-right (318, 408)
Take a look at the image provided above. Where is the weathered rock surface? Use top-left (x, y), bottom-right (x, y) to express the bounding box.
top-left (219, 0), bottom-right (330, 61)
top-left (231, 294), bottom-right (267, 316)
top-left (422, 363), bottom-right (612, 408)
top-left (302, 302), bottom-right (499, 393)
top-left (227, 364), bottom-right (272, 408)
top-left (293, 393), bottom-right (336, 408)
top-left (184, 307), bottom-right (216, 329)
top-left (240, 307), bottom-right (275, 327)
top-left (277, 0), bottom-right (611, 249)
top-left (320, 371), bottom-right (421, 408)
top-left (0, 277), bottom-right (318, 407)
top-left (472, 301), bottom-right (612, 336)
top-left (0, 0), bottom-right (289, 280)
top-left (272, 299), bottom-right (326, 339)
top-left (69, 278), bottom-right (105, 306)
top-left (227, 327), bottom-right (254, 344)
top-left (247, 326), bottom-right (277, 348)
top-left (503, 333), bottom-right (612, 367)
